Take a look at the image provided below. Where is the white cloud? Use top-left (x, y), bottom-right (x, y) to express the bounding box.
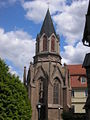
top-left (22, 1), bottom-right (48, 23)
top-left (61, 42), bottom-right (90, 65)
top-left (22, 0), bottom-right (66, 23)
top-left (53, 0), bottom-right (89, 45)
top-left (0, 28), bottom-right (35, 79)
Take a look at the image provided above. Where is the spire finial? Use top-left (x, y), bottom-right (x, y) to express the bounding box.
top-left (47, 1), bottom-right (50, 9)
top-left (40, 5), bottom-right (56, 38)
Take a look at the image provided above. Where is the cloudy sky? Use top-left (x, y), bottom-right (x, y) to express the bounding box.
top-left (0, 0), bottom-right (90, 81)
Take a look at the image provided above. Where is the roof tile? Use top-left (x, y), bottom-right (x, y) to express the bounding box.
top-left (67, 64), bottom-right (87, 88)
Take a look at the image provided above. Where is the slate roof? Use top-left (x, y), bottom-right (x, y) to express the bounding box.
top-left (67, 64), bottom-right (87, 88)
top-left (40, 9), bottom-right (56, 37)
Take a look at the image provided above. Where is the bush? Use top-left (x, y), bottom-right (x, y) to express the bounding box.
top-left (0, 58), bottom-right (32, 120)
top-left (61, 111), bottom-right (73, 120)
top-left (62, 111), bottom-right (86, 120)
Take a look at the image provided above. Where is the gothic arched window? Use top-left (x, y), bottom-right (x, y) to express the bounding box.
top-left (43, 35), bottom-right (47, 51)
top-left (53, 79), bottom-right (59, 104)
top-left (39, 79), bottom-right (44, 103)
top-left (51, 35), bottom-right (55, 52)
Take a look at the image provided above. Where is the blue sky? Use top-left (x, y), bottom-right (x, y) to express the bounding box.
top-left (0, 0), bottom-right (90, 81)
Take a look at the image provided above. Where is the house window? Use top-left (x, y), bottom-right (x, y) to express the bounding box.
top-left (71, 105), bottom-right (75, 113)
top-left (53, 80), bottom-right (59, 104)
top-left (51, 36), bottom-right (55, 52)
top-left (43, 35), bottom-right (47, 51)
top-left (85, 89), bottom-right (88, 97)
top-left (81, 77), bottom-right (86, 83)
top-left (71, 90), bottom-right (74, 97)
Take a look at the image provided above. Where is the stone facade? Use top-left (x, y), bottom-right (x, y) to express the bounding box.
top-left (25, 9), bottom-right (71, 120)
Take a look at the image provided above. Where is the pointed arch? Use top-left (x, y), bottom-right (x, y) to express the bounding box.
top-left (51, 35), bottom-right (55, 52)
top-left (51, 66), bottom-right (64, 86)
top-left (43, 35), bottom-right (47, 51)
top-left (53, 78), bottom-right (60, 104)
top-left (38, 77), bottom-right (44, 103)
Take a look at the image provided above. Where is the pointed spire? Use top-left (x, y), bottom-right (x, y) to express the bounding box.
top-left (87, 0), bottom-right (90, 15)
top-left (40, 9), bottom-right (56, 37)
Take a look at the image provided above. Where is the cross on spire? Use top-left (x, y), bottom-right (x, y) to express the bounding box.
top-left (47, 1), bottom-right (50, 9)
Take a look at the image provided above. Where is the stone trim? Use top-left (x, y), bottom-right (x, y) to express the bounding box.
top-left (48, 104), bottom-right (63, 109)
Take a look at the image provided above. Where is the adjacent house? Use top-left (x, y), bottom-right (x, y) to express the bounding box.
top-left (67, 64), bottom-right (87, 113)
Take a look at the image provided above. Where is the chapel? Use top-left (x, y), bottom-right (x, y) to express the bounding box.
top-left (24, 9), bottom-right (71, 120)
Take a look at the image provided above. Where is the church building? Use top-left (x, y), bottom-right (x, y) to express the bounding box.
top-left (24, 9), bottom-right (71, 120)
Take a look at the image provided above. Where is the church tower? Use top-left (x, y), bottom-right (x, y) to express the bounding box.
top-left (27, 9), bottom-right (71, 120)
top-left (35, 9), bottom-right (61, 64)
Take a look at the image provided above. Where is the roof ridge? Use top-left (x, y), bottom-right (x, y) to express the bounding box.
top-left (67, 64), bottom-right (82, 66)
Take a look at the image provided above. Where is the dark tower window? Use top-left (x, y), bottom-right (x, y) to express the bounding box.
top-left (39, 79), bottom-right (44, 103)
top-left (51, 35), bottom-right (55, 52)
top-left (53, 80), bottom-right (59, 104)
top-left (43, 35), bottom-right (47, 51)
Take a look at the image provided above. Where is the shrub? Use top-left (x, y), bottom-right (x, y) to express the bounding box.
top-left (0, 58), bottom-right (32, 120)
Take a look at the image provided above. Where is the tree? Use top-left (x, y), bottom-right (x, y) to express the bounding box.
top-left (0, 58), bottom-right (32, 120)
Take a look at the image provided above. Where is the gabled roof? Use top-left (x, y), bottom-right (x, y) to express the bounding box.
top-left (67, 64), bottom-right (87, 88)
top-left (40, 9), bottom-right (56, 37)
top-left (67, 64), bottom-right (86, 76)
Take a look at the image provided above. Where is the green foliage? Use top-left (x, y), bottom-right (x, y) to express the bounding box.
top-left (0, 58), bottom-right (32, 120)
top-left (61, 111), bottom-right (73, 120)
top-left (61, 111), bottom-right (86, 120)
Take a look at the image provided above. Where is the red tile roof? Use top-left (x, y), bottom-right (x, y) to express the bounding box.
top-left (67, 64), bottom-right (87, 88)
top-left (67, 64), bottom-right (86, 75)
top-left (70, 76), bottom-right (87, 88)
